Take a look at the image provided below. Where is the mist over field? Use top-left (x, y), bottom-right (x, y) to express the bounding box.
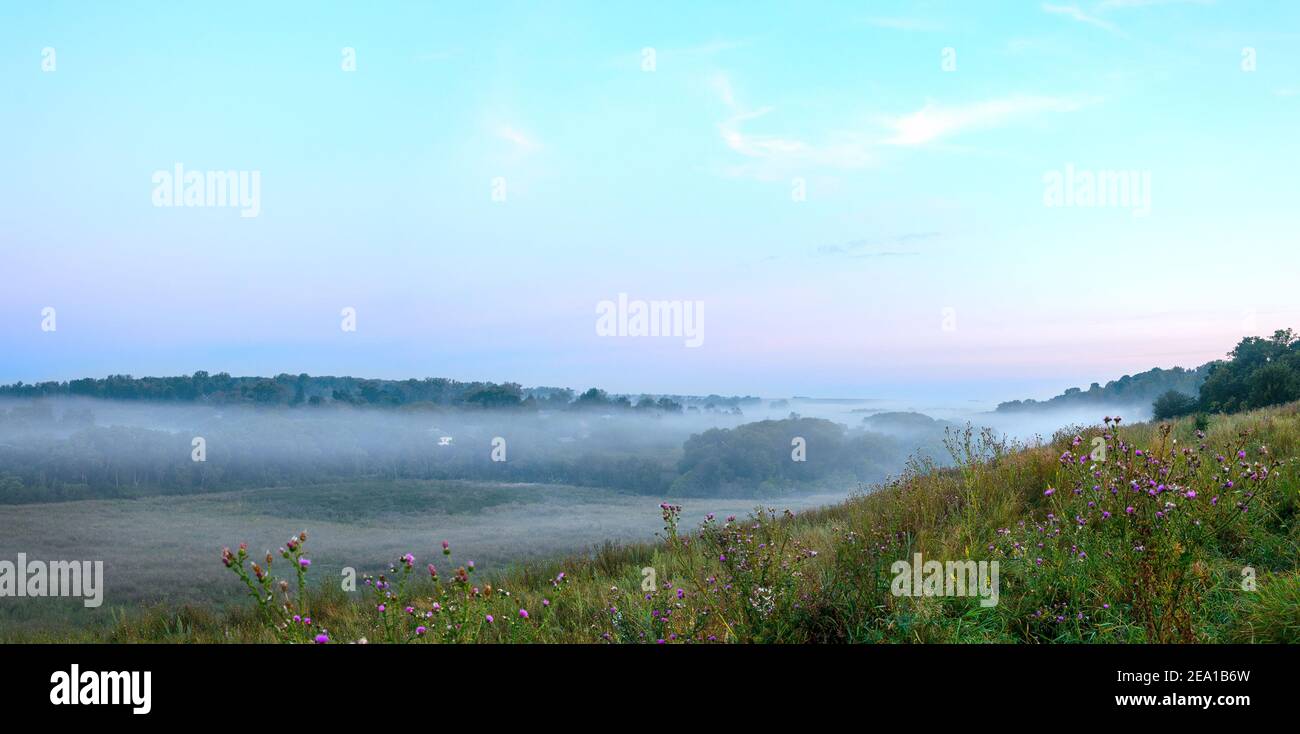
top-left (0, 386), bottom-right (1156, 634)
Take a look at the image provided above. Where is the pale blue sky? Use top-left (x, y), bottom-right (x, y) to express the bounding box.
top-left (2, 1), bottom-right (1298, 401)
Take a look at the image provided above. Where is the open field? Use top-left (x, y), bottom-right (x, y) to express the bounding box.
top-left (0, 478), bottom-right (848, 639)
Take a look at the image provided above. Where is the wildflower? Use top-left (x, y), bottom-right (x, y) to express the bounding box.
top-left (485, 614), bottom-right (494, 623)
top-left (519, 609), bottom-right (529, 619)
top-left (377, 604), bottom-right (386, 613)
top-left (1043, 488), bottom-right (1055, 497)
top-left (442, 540), bottom-right (450, 556)
top-left (542, 599), bottom-right (550, 607)
top-left (299, 558), bottom-right (311, 568)
top-left (314, 633), bottom-right (329, 644)
top-left (1126, 506), bottom-right (1135, 514)
top-left (415, 626), bottom-right (427, 636)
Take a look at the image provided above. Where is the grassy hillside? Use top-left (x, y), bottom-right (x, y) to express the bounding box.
top-left (16, 403), bottom-right (1299, 643)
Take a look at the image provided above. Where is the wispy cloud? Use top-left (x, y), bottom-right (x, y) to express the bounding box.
top-left (817, 232), bottom-right (940, 258)
top-left (881, 95), bottom-right (1095, 146)
top-left (711, 74), bottom-right (1095, 175)
top-left (1042, 3), bottom-right (1121, 33)
top-left (711, 73), bottom-right (874, 174)
top-left (1098, 0), bottom-right (1213, 8)
top-left (495, 124), bottom-right (541, 153)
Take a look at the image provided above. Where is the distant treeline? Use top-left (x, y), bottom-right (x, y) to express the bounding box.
top-left (0, 403), bottom-right (935, 503)
top-left (671, 417), bottom-right (919, 495)
top-left (1153, 329), bottom-right (1300, 420)
top-left (996, 364), bottom-right (1210, 413)
top-left (0, 372), bottom-right (760, 414)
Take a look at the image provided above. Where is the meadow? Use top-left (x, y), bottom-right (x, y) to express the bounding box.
top-left (10, 402), bottom-right (1296, 643)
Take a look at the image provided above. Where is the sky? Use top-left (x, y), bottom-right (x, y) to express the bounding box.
top-left (2, 1), bottom-right (1298, 402)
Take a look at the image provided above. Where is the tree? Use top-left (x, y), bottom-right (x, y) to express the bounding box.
top-left (1151, 390), bottom-right (1197, 421)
